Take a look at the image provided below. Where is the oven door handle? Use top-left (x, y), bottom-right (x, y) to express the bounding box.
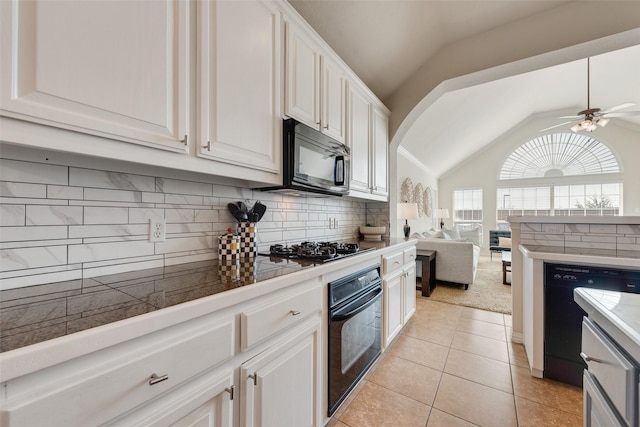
top-left (332, 286), bottom-right (382, 321)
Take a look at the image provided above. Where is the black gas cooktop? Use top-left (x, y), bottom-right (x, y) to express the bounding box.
top-left (260, 241), bottom-right (374, 263)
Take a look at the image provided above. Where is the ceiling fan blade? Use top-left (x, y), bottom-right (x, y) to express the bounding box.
top-left (540, 122), bottom-right (573, 132)
top-left (602, 111), bottom-right (640, 118)
top-left (600, 102), bottom-right (635, 114)
top-left (558, 115), bottom-right (582, 119)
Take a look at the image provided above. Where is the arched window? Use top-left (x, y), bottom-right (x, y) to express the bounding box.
top-left (499, 133), bottom-right (619, 180)
top-left (497, 133), bottom-right (622, 220)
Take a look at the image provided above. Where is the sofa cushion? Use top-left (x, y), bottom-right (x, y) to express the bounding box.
top-left (459, 226), bottom-right (481, 247)
top-left (441, 226), bottom-right (461, 241)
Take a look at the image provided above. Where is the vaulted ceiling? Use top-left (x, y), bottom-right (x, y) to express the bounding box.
top-left (289, 1), bottom-right (640, 178)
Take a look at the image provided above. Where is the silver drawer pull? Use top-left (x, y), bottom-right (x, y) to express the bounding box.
top-left (149, 373), bottom-right (169, 385)
top-left (580, 352), bottom-right (604, 363)
top-left (290, 310), bottom-right (301, 316)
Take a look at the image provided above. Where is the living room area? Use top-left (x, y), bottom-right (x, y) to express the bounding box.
top-left (389, 41), bottom-right (640, 316)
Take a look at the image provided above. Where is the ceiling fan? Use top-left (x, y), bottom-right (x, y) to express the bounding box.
top-left (541, 58), bottom-right (640, 133)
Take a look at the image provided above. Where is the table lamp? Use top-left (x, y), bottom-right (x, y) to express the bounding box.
top-left (435, 208), bottom-right (449, 229)
top-left (397, 203), bottom-right (419, 238)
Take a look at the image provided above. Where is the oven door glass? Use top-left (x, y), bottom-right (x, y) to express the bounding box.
top-left (328, 286), bottom-right (382, 415)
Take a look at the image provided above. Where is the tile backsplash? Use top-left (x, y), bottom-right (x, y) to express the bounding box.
top-left (0, 157), bottom-right (389, 290)
top-left (519, 221), bottom-right (640, 255)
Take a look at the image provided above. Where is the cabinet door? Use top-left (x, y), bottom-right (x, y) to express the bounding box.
top-left (383, 271), bottom-right (403, 347)
top-left (198, 0), bottom-right (281, 173)
top-left (285, 22), bottom-right (320, 129)
top-left (241, 320), bottom-right (320, 427)
top-left (0, 0), bottom-right (189, 152)
top-left (403, 264), bottom-right (417, 324)
top-left (105, 369), bottom-right (234, 427)
top-left (321, 56), bottom-right (347, 143)
top-left (347, 84), bottom-right (371, 194)
top-left (371, 107), bottom-right (389, 198)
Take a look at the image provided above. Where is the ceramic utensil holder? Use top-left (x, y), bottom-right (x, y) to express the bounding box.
top-left (238, 222), bottom-right (257, 257)
top-left (218, 258), bottom-right (240, 282)
top-left (218, 230), bottom-right (240, 261)
top-left (239, 257), bottom-right (256, 284)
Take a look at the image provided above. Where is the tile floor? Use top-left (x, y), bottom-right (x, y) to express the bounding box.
top-left (328, 297), bottom-right (583, 427)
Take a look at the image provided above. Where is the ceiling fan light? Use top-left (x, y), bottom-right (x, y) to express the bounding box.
top-left (597, 118), bottom-right (609, 127)
top-left (581, 119), bottom-right (593, 129)
top-left (570, 123), bottom-right (582, 132)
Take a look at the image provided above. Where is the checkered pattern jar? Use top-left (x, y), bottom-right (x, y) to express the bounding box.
top-left (237, 222), bottom-right (257, 257)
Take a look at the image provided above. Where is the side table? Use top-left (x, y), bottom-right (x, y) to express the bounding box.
top-left (416, 250), bottom-right (436, 297)
top-left (502, 251), bottom-right (512, 285)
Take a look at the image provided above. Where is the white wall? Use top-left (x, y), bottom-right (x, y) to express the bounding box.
top-left (437, 115), bottom-right (640, 251)
top-left (394, 148), bottom-right (438, 237)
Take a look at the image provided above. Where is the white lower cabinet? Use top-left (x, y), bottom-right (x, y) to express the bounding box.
top-left (0, 313), bottom-right (235, 427)
top-left (241, 318), bottom-right (321, 427)
top-left (383, 270), bottom-right (404, 346)
top-left (382, 248), bottom-right (417, 347)
top-left (108, 368), bottom-right (235, 427)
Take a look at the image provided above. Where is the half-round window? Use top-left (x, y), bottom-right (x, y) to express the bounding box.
top-left (499, 133), bottom-right (620, 180)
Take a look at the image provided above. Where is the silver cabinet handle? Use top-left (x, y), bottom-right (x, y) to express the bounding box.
top-left (290, 310), bottom-right (301, 316)
top-left (149, 373), bottom-right (169, 386)
top-left (225, 385), bottom-right (235, 400)
top-left (248, 372), bottom-right (258, 386)
top-left (580, 352), bottom-right (604, 363)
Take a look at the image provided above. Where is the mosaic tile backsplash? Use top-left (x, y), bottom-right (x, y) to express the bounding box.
top-left (0, 157), bottom-right (389, 290)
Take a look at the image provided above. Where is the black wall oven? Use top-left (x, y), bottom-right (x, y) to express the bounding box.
top-left (327, 265), bottom-right (382, 416)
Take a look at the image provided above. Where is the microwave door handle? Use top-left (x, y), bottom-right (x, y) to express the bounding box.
top-left (334, 155), bottom-right (345, 185)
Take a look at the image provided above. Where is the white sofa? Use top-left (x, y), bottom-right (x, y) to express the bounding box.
top-left (415, 238), bottom-right (480, 288)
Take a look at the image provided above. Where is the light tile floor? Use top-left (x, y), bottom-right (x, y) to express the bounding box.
top-left (328, 296), bottom-right (583, 427)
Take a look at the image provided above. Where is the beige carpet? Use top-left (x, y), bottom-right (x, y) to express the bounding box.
top-left (421, 254), bottom-right (512, 314)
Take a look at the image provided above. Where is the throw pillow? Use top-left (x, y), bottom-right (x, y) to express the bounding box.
top-left (427, 229), bottom-right (444, 239)
top-left (458, 226), bottom-right (481, 247)
top-left (498, 237), bottom-right (512, 247)
top-left (441, 226), bottom-right (461, 241)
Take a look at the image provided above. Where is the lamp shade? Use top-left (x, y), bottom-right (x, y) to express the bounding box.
top-left (434, 208), bottom-right (449, 219)
top-left (397, 203), bottom-right (419, 219)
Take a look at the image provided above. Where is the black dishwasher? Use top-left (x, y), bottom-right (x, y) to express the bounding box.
top-left (544, 263), bottom-right (640, 387)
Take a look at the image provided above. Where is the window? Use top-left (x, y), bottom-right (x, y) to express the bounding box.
top-left (497, 183), bottom-right (622, 220)
top-left (500, 133), bottom-right (619, 180)
top-left (453, 189), bottom-right (483, 223)
top-left (554, 183), bottom-right (621, 216)
top-left (497, 133), bottom-right (622, 220)
top-left (497, 187), bottom-right (551, 221)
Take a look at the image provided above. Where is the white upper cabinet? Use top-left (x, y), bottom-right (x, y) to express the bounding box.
top-left (197, 0), bottom-right (282, 174)
top-left (347, 84), bottom-right (371, 194)
top-left (285, 22), bottom-right (346, 143)
top-left (347, 82), bottom-right (389, 202)
top-left (371, 106), bottom-right (389, 198)
top-left (0, 0), bottom-right (189, 152)
top-left (321, 55), bottom-right (347, 143)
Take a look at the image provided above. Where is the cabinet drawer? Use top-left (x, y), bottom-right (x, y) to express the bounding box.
top-left (403, 247), bottom-right (416, 265)
top-left (582, 317), bottom-right (638, 427)
top-left (383, 252), bottom-right (404, 275)
top-left (583, 370), bottom-right (626, 427)
top-left (241, 282), bottom-right (321, 350)
top-left (2, 319), bottom-right (235, 426)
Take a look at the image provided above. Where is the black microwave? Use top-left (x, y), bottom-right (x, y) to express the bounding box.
top-left (259, 119), bottom-right (350, 197)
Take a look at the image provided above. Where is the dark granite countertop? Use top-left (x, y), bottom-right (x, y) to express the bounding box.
top-left (0, 256), bottom-right (319, 353)
top-left (0, 238), bottom-right (410, 354)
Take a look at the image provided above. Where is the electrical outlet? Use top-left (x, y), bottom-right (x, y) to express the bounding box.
top-left (149, 218), bottom-right (166, 242)
top-left (329, 218), bottom-right (335, 229)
